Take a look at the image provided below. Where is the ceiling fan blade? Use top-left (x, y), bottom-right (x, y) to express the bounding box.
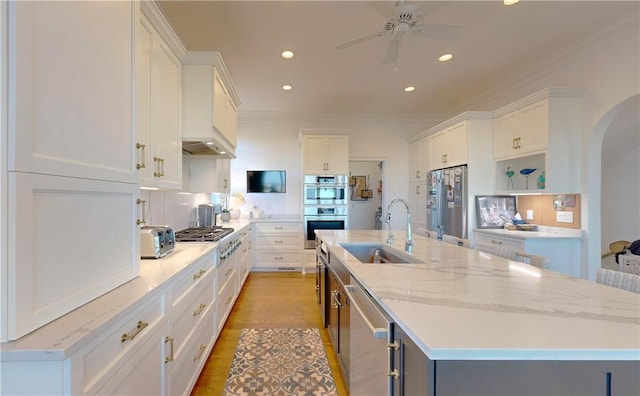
top-left (336, 29), bottom-right (392, 50)
top-left (382, 32), bottom-right (405, 66)
top-left (412, 24), bottom-right (465, 41)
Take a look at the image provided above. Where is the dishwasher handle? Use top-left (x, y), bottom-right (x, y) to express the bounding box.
top-left (344, 284), bottom-right (388, 339)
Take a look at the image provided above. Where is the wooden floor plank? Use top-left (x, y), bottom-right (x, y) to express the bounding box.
top-left (191, 272), bottom-right (347, 395)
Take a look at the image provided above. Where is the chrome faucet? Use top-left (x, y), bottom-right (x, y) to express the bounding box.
top-left (384, 198), bottom-right (413, 252)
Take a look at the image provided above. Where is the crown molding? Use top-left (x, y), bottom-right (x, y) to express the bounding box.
top-left (142, 1), bottom-right (187, 60)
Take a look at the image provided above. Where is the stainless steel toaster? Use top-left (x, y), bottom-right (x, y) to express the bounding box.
top-left (140, 226), bottom-right (175, 259)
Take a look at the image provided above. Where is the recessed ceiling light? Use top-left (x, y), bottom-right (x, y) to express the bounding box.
top-left (504, 0), bottom-right (519, 5)
top-left (439, 53), bottom-right (453, 62)
top-left (282, 84), bottom-right (293, 91)
top-left (404, 86), bottom-right (416, 92)
top-left (281, 50), bottom-right (294, 59)
top-left (219, 151), bottom-right (226, 155)
top-left (206, 141), bottom-right (214, 145)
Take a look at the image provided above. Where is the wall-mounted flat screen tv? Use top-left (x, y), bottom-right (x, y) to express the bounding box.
top-left (246, 170), bottom-right (286, 193)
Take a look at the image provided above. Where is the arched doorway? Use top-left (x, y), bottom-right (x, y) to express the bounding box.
top-left (587, 94), bottom-right (640, 278)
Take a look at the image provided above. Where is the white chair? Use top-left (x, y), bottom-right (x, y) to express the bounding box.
top-left (515, 251), bottom-right (548, 269)
top-left (619, 253), bottom-right (640, 275)
top-left (476, 242), bottom-right (519, 260)
top-left (597, 268), bottom-right (640, 293)
top-left (442, 234), bottom-right (475, 248)
top-left (425, 229), bottom-right (439, 240)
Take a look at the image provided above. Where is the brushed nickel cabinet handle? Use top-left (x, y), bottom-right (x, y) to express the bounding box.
top-left (193, 269), bottom-right (207, 280)
top-left (165, 336), bottom-right (174, 363)
top-left (490, 240), bottom-right (503, 245)
top-left (121, 320), bottom-right (148, 343)
top-left (136, 199), bottom-right (146, 225)
top-left (193, 303), bottom-right (206, 316)
top-left (194, 345), bottom-right (207, 361)
top-left (136, 143), bottom-right (146, 169)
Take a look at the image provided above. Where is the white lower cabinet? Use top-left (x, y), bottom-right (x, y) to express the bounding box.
top-left (253, 222), bottom-right (303, 271)
top-left (474, 230), bottom-right (582, 277)
top-left (237, 225), bottom-right (253, 287)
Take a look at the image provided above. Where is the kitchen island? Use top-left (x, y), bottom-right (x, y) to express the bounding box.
top-left (317, 229), bottom-right (639, 395)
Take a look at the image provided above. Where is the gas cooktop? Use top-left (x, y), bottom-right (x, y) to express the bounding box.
top-left (174, 227), bottom-right (234, 242)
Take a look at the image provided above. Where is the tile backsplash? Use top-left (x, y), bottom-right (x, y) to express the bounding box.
top-left (140, 189), bottom-right (211, 230)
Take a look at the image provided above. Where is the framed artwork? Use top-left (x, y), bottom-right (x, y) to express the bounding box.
top-left (475, 195), bottom-right (517, 229)
top-left (351, 175), bottom-right (368, 201)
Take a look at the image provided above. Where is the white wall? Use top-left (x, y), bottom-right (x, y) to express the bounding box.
top-left (231, 118), bottom-right (427, 230)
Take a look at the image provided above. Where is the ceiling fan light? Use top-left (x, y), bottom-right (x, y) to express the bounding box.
top-left (282, 84), bottom-right (293, 91)
top-left (439, 53), bottom-right (453, 62)
top-left (281, 50), bottom-right (294, 59)
top-left (404, 86), bottom-right (416, 92)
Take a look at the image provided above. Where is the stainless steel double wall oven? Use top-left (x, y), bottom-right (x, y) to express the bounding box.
top-left (303, 175), bottom-right (348, 249)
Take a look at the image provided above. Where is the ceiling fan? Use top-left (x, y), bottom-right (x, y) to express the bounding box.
top-left (336, 1), bottom-right (463, 69)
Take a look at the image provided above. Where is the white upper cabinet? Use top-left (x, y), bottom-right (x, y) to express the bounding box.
top-left (409, 138), bottom-right (429, 181)
top-left (494, 100), bottom-right (549, 159)
top-left (137, 12), bottom-right (182, 190)
top-left (182, 52), bottom-right (240, 158)
top-left (302, 135), bottom-right (349, 175)
top-left (8, 0), bottom-right (137, 183)
top-left (493, 88), bottom-right (583, 193)
top-left (430, 121), bottom-right (468, 170)
top-left (186, 156), bottom-right (230, 194)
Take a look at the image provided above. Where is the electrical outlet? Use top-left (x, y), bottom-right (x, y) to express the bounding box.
top-left (556, 211), bottom-right (573, 223)
top-left (526, 210), bottom-right (533, 220)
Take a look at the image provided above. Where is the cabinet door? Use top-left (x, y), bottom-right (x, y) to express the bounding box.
top-left (420, 138), bottom-right (431, 176)
top-left (152, 39), bottom-right (182, 189)
top-left (445, 122), bottom-right (468, 167)
top-left (519, 100), bottom-right (549, 153)
top-left (96, 328), bottom-right (163, 396)
top-left (409, 182), bottom-right (426, 231)
top-left (303, 136), bottom-right (328, 174)
top-left (409, 142), bottom-right (422, 181)
top-left (430, 132), bottom-right (447, 170)
top-left (215, 158), bottom-right (230, 194)
top-left (9, 1), bottom-right (137, 183)
top-left (493, 112), bottom-right (519, 159)
top-left (325, 135), bottom-right (349, 174)
top-left (136, 13), bottom-right (154, 186)
top-left (392, 325), bottom-right (432, 396)
top-left (8, 172), bottom-right (139, 340)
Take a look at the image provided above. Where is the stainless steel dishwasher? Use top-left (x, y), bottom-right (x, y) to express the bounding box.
top-left (344, 276), bottom-right (393, 396)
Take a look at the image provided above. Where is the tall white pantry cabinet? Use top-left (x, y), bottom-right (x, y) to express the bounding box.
top-left (1, 1), bottom-right (141, 341)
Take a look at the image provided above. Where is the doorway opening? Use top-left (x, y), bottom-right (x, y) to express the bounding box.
top-left (348, 160), bottom-right (384, 230)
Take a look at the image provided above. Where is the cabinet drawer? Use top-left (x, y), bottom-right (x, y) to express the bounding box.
top-left (169, 253), bottom-right (215, 310)
top-left (255, 251), bottom-right (302, 266)
top-left (216, 278), bottom-right (236, 332)
top-left (167, 304), bottom-right (215, 396)
top-left (255, 234), bottom-right (301, 249)
top-left (255, 223), bottom-right (302, 234)
top-left (82, 295), bottom-right (164, 394)
top-left (217, 257), bottom-right (236, 295)
top-left (166, 270), bottom-right (214, 360)
top-left (475, 233), bottom-right (524, 251)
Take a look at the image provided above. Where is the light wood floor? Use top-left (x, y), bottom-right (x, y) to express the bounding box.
top-left (191, 272), bottom-right (348, 396)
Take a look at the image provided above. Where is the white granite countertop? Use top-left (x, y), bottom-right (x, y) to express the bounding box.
top-left (318, 230), bottom-right (640, 361)
top-left (0, 223), bottom-right (252, 361)
top-left (474, 227), bottom-right (582, 239)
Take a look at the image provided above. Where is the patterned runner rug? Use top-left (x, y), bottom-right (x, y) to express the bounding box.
top-left (223, 328), bottom-right (337, 396)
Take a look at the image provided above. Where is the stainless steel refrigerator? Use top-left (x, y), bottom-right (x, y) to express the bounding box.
top-left (426, 165), bottom-right (467, 239)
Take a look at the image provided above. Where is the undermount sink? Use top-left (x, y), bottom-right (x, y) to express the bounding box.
top-left (339, 242), bottom-right (422, 264)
